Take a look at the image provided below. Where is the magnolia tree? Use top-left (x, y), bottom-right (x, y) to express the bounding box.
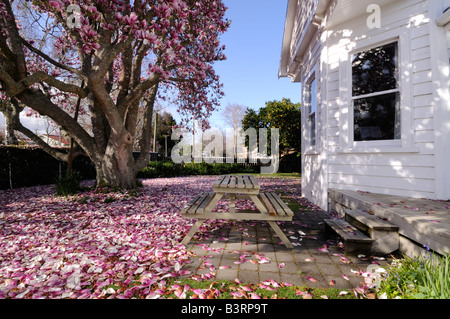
top-left (0, 0), bottom-right (229, 188)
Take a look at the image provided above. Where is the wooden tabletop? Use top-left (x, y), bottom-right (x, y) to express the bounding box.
top-left (212, 175), bottom-right (261, 193)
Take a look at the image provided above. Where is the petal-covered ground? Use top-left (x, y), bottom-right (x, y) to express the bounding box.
top-left (1, 176), bottom-right (385, 299)
top-left (0, 176), bottom-right (322, 299)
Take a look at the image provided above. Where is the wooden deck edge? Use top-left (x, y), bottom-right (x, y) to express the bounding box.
top-left (329, 189), bottom-right (450, 256)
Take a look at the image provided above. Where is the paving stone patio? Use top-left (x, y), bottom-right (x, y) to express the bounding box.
top-left (183, 208), bottom-right (395, 289)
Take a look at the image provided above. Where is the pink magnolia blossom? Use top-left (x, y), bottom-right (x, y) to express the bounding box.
top-left (124, 12), bottom-right (139, 26)
top-left (1, 0), bottom-right (230, 178)
top-left (49, 0), bottom-right (64, 12)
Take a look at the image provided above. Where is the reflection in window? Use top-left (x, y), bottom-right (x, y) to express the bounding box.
top-left (354, 92), bottom-right (401, 141)
top-left (352, 42), bottom-right (400, 141)
top-left (306, 76), bottom-right (317, 146)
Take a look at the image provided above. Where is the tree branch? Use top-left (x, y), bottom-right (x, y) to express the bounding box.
top-left (1, 70), bottom-right (88, 98)
top-left (91, 36), bottom-right (134, 83)
top-left (1, 0), bottom-right (27, 80)
top-left (134, 83), bottom-right (159, 172)
top-left (0, 67), bottom-right (23, 97)
top-left (117, 73), bottom-right (160, 116)
top-left (16, 88), bottom-right (96, 159)
top-left (20, 37), bottom-right (82, 76)
top-left (7, 98), bottom-right (69, 162)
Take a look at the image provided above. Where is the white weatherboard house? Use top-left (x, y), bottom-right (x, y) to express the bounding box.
top-left (280, 0), bottom-right (450, 211)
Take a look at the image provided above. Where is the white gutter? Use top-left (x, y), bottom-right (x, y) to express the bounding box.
top-left (436, 7), bottom-right (450, 27)
top-left (279, 0), bottom-right (298, 78)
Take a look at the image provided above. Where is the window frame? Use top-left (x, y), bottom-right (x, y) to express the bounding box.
top-left (338, 29), bottom-right (415, 153)
top-left (351, 41), bottom-right (401, 144)
top-left (304, 66), bottom-right (318, 150)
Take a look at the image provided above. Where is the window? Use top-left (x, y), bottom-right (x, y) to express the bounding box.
top-left (306, 75), bottom-right (317, 146)
top-left (351, 42), bottom-right (400, 142)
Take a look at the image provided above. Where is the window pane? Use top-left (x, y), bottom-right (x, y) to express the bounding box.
top-left (306, 76), bottom-right (316, 146)
top-left (310, 115), bottom-right (316, 146)
top-left (352, 42), bottom-right (398, 96)
top-left (354, 92), bottom-right (401, 141)
top-left (310, 78), bottom-right (316, 114)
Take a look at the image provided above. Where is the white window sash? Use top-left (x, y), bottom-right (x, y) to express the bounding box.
top-left (351, 87), bottom-right (400, 101)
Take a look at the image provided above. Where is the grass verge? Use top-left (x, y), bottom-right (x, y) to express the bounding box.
top-left (160, 278), bottom-right (356, 299)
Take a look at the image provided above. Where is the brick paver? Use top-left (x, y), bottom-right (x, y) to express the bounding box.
top-left (183, 209), bottom-right (394, 289)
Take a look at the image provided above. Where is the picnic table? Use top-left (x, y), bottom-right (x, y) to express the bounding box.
top-left (180, 175), bottom-right (294, 248)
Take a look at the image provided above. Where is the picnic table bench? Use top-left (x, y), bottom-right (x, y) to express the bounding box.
top-left (180, 175), bottom-right (294, 248)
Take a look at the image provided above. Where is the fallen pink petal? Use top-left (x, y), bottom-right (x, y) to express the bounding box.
top-left (240, 285), bottom-right (254, 292)
top-left (0, 174), bottom-right (407, 300)
top-left (318, 244), bottom-right (329, 253)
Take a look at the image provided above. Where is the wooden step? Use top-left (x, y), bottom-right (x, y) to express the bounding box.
top-left (324, 219), bottom-right (373, 254)
top-left (344, 209), bottom-right (400, 255)
top-left (345, 209), bottom-right (399, 233)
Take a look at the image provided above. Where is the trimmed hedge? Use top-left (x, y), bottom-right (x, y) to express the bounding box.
top-left (137, 160), bottom-right (259, 179)
top-left (1, 146), bottom-right (291, 190)
top-left (0, 146), bottom-right (95, 190)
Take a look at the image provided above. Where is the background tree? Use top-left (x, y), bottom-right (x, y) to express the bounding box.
top-left (242, 98), bottom-right (301, 155)
top-left (222, 103), bottom-right (246, 131)
top-left (222, 102), bottom-right (246, 156)
top-left (156, 111), bottom-right (176, 157)
top-left (0, 0), bottom-right (229, 189)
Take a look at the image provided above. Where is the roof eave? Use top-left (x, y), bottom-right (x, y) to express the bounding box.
top-left (279, 0), bottom-right (333, 81)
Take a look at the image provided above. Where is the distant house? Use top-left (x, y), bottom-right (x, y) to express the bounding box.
top-left (279, 0), bottom-right (450, 210)
top-left (40, 134), bottom-right (70, 147)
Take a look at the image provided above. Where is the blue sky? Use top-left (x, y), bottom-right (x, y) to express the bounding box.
top-left (169, 0), bottom-right (302, 129)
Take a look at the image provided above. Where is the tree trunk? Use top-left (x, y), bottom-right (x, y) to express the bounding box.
top-left (95, 130), bottom-right (137, 189)
top-left (1, 100), bottom-right (19, 145)
top-left (4, 112), bottom-right (18, 145)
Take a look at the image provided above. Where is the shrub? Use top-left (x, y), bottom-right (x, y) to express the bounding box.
top-left (136, 160), bottom-right (259, 179)
top-left (379, 249), bottom-right (450, 299)
top-left (137, 160), bottom-right (182, 178)
top-left (55, 170), bottom-right (81, 196)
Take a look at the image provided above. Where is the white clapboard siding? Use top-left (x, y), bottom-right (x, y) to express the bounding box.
top-left (329, 164), bottom-right (435, 180)
top-left (329, 173), bottom-right (435, 193)
top-left (328, 153), bottom-right (435, 168)
top-left (282, 0), bottom-right (448, 209)
top-left (318, 0), bottom-right (437, 207)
